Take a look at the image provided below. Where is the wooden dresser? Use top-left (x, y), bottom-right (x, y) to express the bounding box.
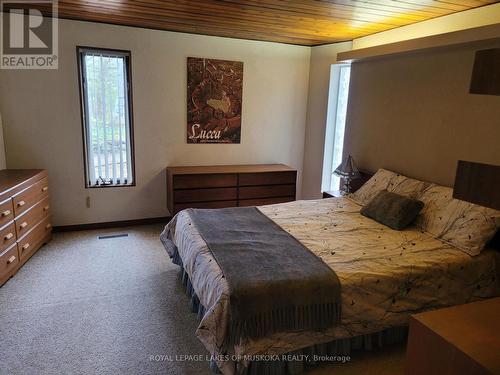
top-left (0, 169), bottom-right (52, 286)
top-left (167, 164), bottom-right (297, 215)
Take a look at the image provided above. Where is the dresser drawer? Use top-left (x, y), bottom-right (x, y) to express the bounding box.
top-left (174, 187), bottom-right (237, 203)
top-left (173, 174), bottom-right (237, 189)
top-left (238, 171), bottom-right (296, 186)
top-left (18, 216), bottom-right (51, 261)
top-left (239, 196), bottom-right (295, 207)
top-left (0, 221), bottom-right (16, 252)
top-left (239, 184), bottom-right (296, 200)
top-left (0, 198), bottom-right (14, 228)
top-left (15, 196), bottom-right (50, 239)
top-left (0, 243), bottom-right (19, 280)
top-left (174, 200), bottom-right (237, 213)
top-left (13, 177), bottom-right (49, 216)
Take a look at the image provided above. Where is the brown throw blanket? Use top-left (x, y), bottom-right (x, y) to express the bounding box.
top-left (188, 206), bottom-right (341, 345)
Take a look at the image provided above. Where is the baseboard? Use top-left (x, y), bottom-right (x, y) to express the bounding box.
top-left (53, 216), bottom-right (171, 232)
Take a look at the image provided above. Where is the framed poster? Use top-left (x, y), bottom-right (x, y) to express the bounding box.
top-left (187, 57), bottom-right (243, 143)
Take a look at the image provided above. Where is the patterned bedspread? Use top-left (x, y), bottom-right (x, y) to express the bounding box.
top-left (161, 197), bottom-right (500, 375)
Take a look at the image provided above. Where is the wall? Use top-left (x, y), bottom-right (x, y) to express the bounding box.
top-left (0, 19), bottom-right (311, 226)
top-left (301, 4), bottom-right (500, 199)
top-left (0, 112), bottom-right (6, 169)
top-left (301, 42), bottom-right (352, 199)
top-left (353, 3), bottom-right (500, 50)
top-left (343, 39), bottom-right (500, 187)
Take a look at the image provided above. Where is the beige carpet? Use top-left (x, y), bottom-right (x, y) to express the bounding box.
top-left (0, 224), bottom-right (406, 375)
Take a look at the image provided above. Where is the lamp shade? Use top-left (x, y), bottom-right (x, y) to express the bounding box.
top-left (333, 155), bottom-right (361, 179)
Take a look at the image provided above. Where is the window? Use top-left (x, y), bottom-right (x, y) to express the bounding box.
top-left (322, 64), bottom-right (351, 192)
top-left (78, 47), bottom-right (135, 187)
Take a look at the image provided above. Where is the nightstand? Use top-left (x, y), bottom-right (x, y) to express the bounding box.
top-left (405, 297), bottom-right (500, 375)
top-left (322, 190), bottom-right (343, 198)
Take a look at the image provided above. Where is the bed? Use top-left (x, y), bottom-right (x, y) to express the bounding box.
top-left (160, 169), bottom-right (500, 375)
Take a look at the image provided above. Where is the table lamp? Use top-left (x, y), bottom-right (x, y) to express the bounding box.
top-left (333, 155), bottom-right (361, 194)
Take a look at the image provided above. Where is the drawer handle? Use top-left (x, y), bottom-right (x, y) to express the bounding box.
top-left (43, 205), bottom-right (50, 211)
top-left (1, 209), bottom-right (11, 217)
top-left (7, 255), bottom-right (16, 264)
top-left (45, 223), bottom-right (52, 230)
top-left (42, 186), bottom-right (48, 192)
top-left (4, 233), bottom-right (13, 241)
top-left (17, 200), bottom-right (25, 207)
top-left (20, 221), bottom-right (28, 229)
top-left (22, 243), bottom-right (30, 251)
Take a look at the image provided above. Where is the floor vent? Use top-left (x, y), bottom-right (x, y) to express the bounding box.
top-left (98, 233), bottom-right (129, 240)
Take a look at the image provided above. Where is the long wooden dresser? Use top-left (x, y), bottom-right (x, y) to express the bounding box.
top-left (0, 169), bottom-right (52, 286)
top-left (167, 164), bottom-right (297, 215)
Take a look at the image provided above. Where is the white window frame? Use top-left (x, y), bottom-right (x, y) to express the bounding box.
top-left (322, 63), bottom-right (351, 192)
top-left (77, 47), bottom-right (135, 188)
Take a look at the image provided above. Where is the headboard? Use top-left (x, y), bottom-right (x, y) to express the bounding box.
top-left (453, 160), bottom-right (500, 250)
top-left (453, 160), bottom-right (500, 210)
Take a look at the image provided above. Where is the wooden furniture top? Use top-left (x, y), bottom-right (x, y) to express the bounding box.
top-left (167, 164), bottom-right (295, 175)
top-left (0, 169), bottom-right (47, 201)
top-left (412, 298), bottom-right (500, 374)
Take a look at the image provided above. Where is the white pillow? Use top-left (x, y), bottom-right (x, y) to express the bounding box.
top-left (349, 169), bottom-right (399, 205)
top-left (391, 176), bottom-right (432, 200)
top-left (415, 185), bottom-right (500, 256)
top-left (350, 168), bottom-right (500, 255)
top-left (350, 168), bottom-right (430, 205)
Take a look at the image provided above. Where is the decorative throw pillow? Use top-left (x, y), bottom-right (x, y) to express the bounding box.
top-left (415, 185), bottom-right (500, 256)
top-left (361, 190), bottom-right (424, 230)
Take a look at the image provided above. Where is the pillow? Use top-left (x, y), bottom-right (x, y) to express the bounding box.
top-left (390, 176), bottom-right (432, 200)
top-left (350, 168), bottom-right (431, 205)
top-left (415, 185), bottom-right (500, 256)
top-left (349, 169), bottom-right (399, 205)
top-left (361, 190), bottom-right (424, 230)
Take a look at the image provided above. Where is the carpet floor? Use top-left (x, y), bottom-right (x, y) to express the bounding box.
top-left (0, 224), bottom-right (405, 375)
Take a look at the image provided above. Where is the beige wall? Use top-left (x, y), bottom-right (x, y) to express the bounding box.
top-left (2, 8), bottom-right (498, 223)
top-left (343, 40), bottom-right (500, 187)
top-left (0, 113), bottom-right (6, 169)
top-left (0, 19), bottom-right (311, 225)
top-left (302, 6), bottom-right (500, 198)
top-left (301, 42), bottom-right (352, 199)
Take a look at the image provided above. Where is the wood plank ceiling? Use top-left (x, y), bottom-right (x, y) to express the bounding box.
top-left (51, 0), bottom-right (500, 46)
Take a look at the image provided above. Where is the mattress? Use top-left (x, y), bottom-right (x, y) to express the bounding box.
top-left (161, 197), bottom-right (500, 375)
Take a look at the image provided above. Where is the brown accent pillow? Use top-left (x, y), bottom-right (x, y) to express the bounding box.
top-left (361, 190), bottom-right (424, 230)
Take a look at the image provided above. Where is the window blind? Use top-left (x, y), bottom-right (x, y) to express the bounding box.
top-left (80, 49), bottom-right (134, 187)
